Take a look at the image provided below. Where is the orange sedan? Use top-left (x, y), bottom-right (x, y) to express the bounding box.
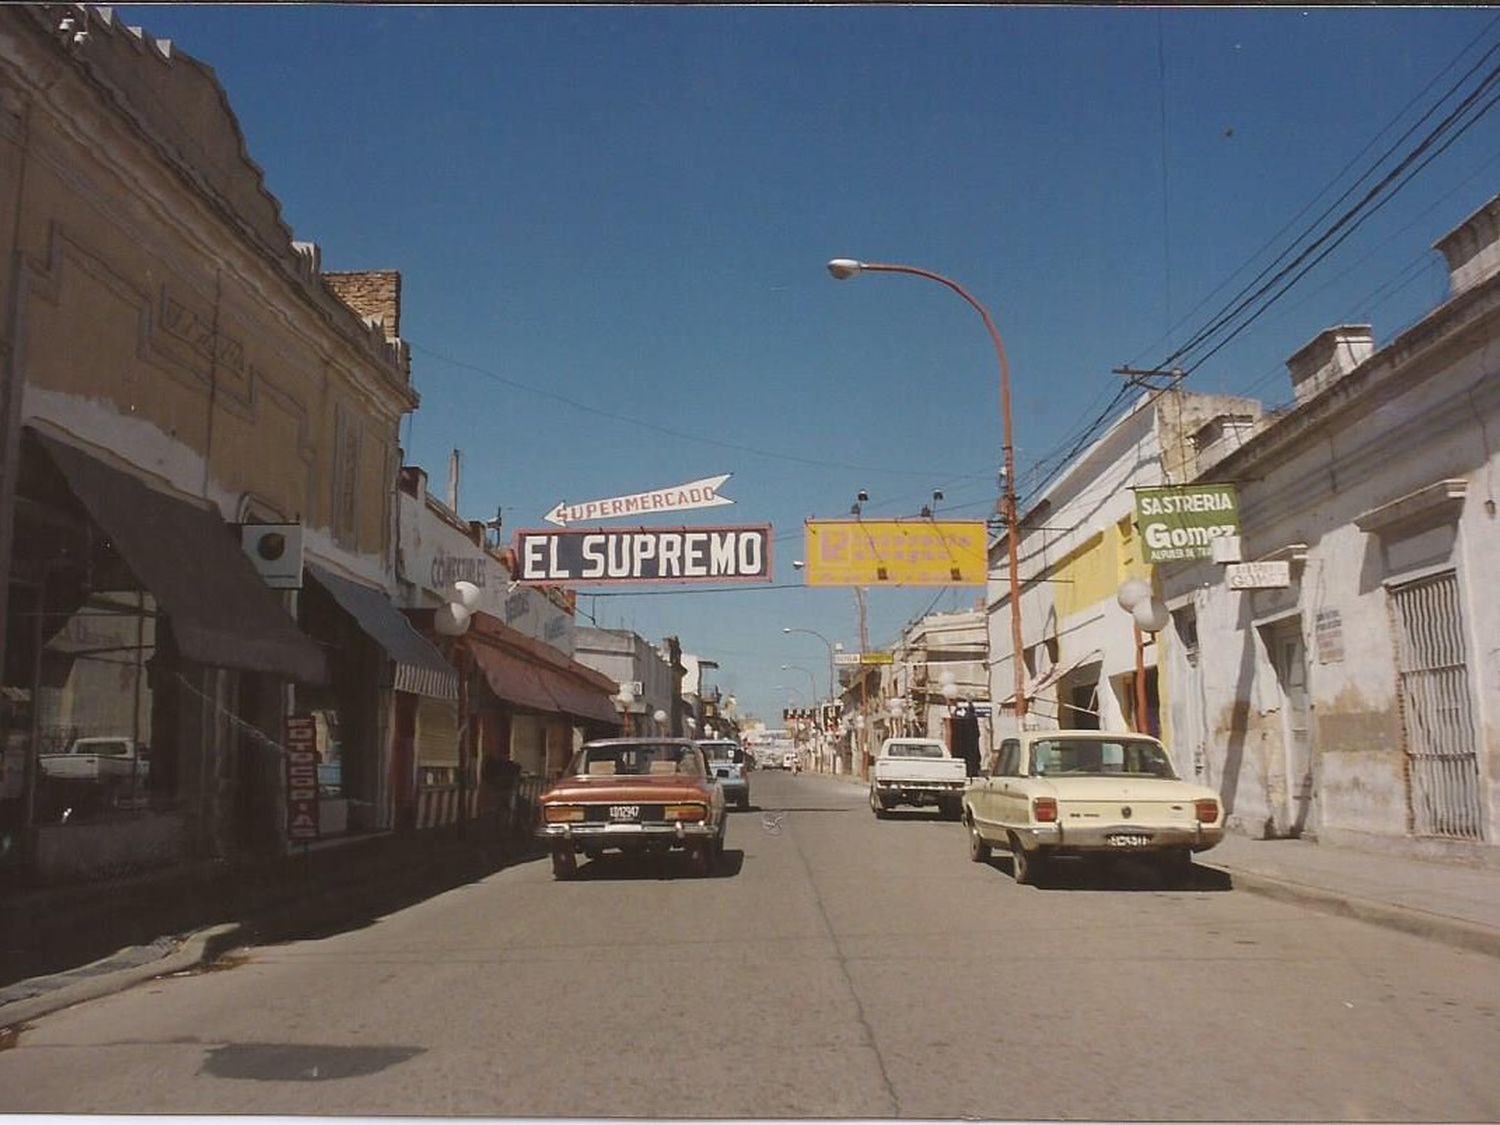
top-left (536, 738), bottom-right (727, 879)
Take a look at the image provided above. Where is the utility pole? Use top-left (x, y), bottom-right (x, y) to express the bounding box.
top-left (856, 586), bottom-right (870, 780)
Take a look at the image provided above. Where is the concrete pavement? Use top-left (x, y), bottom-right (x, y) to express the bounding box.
top-left (5, 767), bottom-right (1500, 1031)
top-left (804, 767), bottom-right (1500, 958)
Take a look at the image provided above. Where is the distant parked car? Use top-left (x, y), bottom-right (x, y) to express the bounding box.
top-left (536, 738), bottom-right (727, 879)
top-left (962, 730), bottom-right (1224, 885)
top-left (39, 737), bottom-right (149, 787)
top-left (698, 739), bottom-right (751, 810)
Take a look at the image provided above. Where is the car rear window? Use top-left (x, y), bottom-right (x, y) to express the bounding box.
top-left (1031, 739), bottom-right (1176, 778)
top-left (888, 743), bottom-right (945, 758)
top-left (701, 742), bottom-right (744, 763)
top-left (571, 743), bottom-right (705, 777)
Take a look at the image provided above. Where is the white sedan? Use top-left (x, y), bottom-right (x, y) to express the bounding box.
top-left (962, 730), bottom-right (1224, 885)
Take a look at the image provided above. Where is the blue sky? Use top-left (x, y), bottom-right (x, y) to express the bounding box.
top-left (120, 5), bottom-right (1500, 722)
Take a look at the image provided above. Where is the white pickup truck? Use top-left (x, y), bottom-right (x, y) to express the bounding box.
top-left (869, 737), bottom-right (968, 819)
top-left (39, 737), bottom-right (150, 786)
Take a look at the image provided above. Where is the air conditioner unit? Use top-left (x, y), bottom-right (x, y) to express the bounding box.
top-left (238, 522), bottom-right (305, 589)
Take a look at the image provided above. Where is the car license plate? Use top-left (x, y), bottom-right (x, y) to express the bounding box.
top-left (609, 805), bottom-right (640, 821)
top-left (1107, 833), bottom-right (1151, 847)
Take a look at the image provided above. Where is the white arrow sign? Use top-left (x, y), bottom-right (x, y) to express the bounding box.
top-left (544, 474), bottom-right (734, 527)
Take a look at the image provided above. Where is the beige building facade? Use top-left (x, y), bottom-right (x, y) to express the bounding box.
top-left (0, 6), bottom-right (448, 882)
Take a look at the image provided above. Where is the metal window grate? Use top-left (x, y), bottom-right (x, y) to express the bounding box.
top-left (1390, 572), bottom-right (1484, 841)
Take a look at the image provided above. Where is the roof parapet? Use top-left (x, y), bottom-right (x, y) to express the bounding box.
top-left (1285, 325), bottom-right (1374, 406)
top-left (1434, 193), bottom-right (1500, 299)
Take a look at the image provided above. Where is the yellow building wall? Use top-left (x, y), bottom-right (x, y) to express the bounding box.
top-left (8, 62), bottom-right (408, 562)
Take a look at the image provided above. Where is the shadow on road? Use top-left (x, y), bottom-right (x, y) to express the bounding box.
top-left (873, 809), bottom-right (961, 823)
top-left (989, 855), bottom-right (1234, 893)
top-left (570, 849), bottom-right (747, 881)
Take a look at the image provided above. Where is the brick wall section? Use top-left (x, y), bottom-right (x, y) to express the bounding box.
top-left (323, 270), bottom-right (402, 341)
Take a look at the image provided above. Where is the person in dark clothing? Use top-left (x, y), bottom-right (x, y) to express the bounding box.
top-left (952, 701), bottom-right (982, 777)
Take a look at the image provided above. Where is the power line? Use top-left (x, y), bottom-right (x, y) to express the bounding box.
top-left (1185, 77), bottom-right (1500, 375)
top-left (1169, 54), bottom-right (1500, 373)
top-left (1125, 16), bottom-right (1500, 371)
top-left (408, 340), bottom-right (992, 484)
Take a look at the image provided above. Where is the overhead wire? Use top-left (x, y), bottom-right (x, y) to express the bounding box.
top-left (1183, 74), bottom-right (1500, 374)
top-left (408, 340), bottom-right (992, 484)
top-left (1130, 19), bottom-right (1500, 372)
top-left (1166, 53), bottom-right (1500, 374)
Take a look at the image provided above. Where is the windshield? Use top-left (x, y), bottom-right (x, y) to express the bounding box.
top-left (887, 742), bottom-right (946, 759)
top-left (1030, 739), bottom-right (1177, 779)
top-left (699, 742), bottom-right (744, 763)
top-left (569, 742), bottom-right (706, 778)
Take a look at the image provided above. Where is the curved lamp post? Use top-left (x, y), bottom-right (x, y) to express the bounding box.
top-left (616, 682), bottom-right (637, 736)
top-left (783, 626), bottom-right (841, 704)
top-left (827, 258), bottom-right (1027, 725)
top-left (780, 663), bottom-right (819, 705)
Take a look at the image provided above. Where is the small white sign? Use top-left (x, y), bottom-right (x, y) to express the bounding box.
top-left (1226, 561), bottom-right (1292, 589)
top-left (544, 474), bottom-right (733, 527)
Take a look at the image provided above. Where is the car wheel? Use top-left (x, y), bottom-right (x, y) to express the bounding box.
top-left (967, 819), bottom-right (991, 863)
top-left (870, 789), bottom-right (890, 819)
top-left (551, 850), bottom-right (577, 880)
top-left (1010, 835), bottom-right (1045, 886)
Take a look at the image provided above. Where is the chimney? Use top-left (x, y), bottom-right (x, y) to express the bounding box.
top-left (447, 449), bottom-right (461, 513)
top-left (323, 270), bottom-right (402, 341)
top-left (1285, 325), bottom-right (1374, 405)
top-left (1434, 194), bottom-right (1500, 298)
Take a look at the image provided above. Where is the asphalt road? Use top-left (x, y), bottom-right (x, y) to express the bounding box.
top-left (3, 771), bottom-right (1499, 1120)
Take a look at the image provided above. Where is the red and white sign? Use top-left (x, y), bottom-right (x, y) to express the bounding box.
top-left (543, 474), bottom-right (733, 527)
top-left (285, 715), bottom-right (320, 841)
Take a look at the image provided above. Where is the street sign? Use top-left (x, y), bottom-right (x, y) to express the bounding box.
top-left (803, 520), bottom-right (988, 587)
top-left (512, 525), bottom-right (772, 585)
top-left (1226, 560), bottom-right (1292, 589)
top-left (544, 474), bottom-right (733, 527)
top-left (833, 652), bottom-right (895, 666)
top-left (833, 653), bottom-right (861, 666)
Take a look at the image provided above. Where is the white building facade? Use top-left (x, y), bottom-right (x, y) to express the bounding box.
top-left (1158, 195), bottom-right (1500, 860)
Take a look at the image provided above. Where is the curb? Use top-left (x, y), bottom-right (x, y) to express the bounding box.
top-left (1202, 863), bottom-right (1500, 960)
top-left (0, 922), bottom-right (243, 1029)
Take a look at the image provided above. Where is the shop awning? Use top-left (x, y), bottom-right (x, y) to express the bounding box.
top-left (468, 642), bottom-right (558, 714)
top-left (33, 431), bottom-right (326, 684)
top-left (464, 613), bottom-right (621, 728)
top-left (305, 563), bottom-right (457, 699)
top-left (544, 672), bottom-right (624, 727)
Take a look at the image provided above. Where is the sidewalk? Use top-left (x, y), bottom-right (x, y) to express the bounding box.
top-left (804, 768), bottom-right (1500, 958)
top-left (0, 821), bottom-right (540, 1029)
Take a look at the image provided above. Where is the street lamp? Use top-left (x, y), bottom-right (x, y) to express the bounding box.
top-left (780, 663), bottom-right (818, 704)
top-left (783, 626), bottom-right (841, 703)
top-left (1118, 577), bottom-right (1168, 733)
top-left (827, 257), bottom-right (1027, 726)
top-left (886, 695), bottom-right (907, 737)
top-left (615, 682), bottom-right (637, 736)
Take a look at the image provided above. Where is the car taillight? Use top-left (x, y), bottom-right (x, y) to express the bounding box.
top-left (1194, 799), bottom-right (1219, 824)
top-left (543, 805), bottom-right (585, 823)
top-left (664, 804), bottom-right (706, 822)
top-left (1032, 797), bottom-right (1058, 823)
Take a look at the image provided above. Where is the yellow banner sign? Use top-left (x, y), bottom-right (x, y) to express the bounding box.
top-left (803, 520), bottom-right (989, 587)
